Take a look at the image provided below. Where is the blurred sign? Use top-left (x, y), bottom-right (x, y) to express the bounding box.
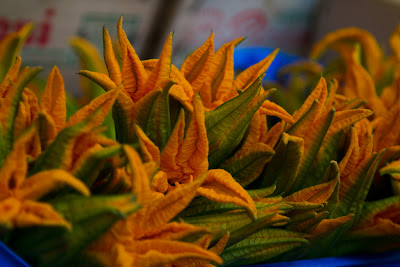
top-left (166, 0), bottom-right (319, 66)
top-left (0, 0), bottom-right (161, 95)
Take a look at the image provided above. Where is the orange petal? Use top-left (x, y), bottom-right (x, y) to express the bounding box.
top-left (288, 100), bottom-right (321, 138)
top-left (160, 110), bottom-right (185, 180)
top-left (66, 87), bottom-right (120, 127)
top-left (173, 232), bottom-right (229, 267)
top-left (141, 60), bottom-right (194, 111)
top-left (324, 79), bottom-right (339, 113)
top-left (151, 171), bottom-right (169, 194)
top-left (134, 124), bottom-right (161, 163)
top-left (167, 64), bottom-right (195, 110)
top-left (14, 200), bottom-right (71, 229)
top-left (209, 232), bottom-right (230, 255)
top-left (0, 66), bottom-right (41, 138)
top-left (380, 159), bottom-right (400, 175)
top-left (0, 56), bottom-right (21, 96)
top-left (324, 109), bottom-right (373, 142)
top-left (143, 33), bottom-right (173, 94)
top-left (175, 95), bottom-right (209, 179)
top-left (352, 217), bottom-right (400, 237)
top-left (143, 221), bottom-right (210, 241)
top-left (40, 66), bottom-right (66, 132)
top-left (311, 214), bottom-right (354, 237)
top-left (339, 154), bottom-right (374, 201)
top-left (123, 145), bottom-right (151, 203)
top-left (127, 240), bottom-right (222, 267)
top-left (339, 127), bottom-right (360, 178)
top-left (0, 126), bottom-right (35, 192)
top-left (78, 70), bottom-right (117, 91)
top-left (233, 49), bottom-right (279, 90)
top-left (134, 175), bottom-right (206, 238)
top-left (14, 88), bottom-right (39, 138)
top-left (181, 33), bottom-right (215, 93)
top-left (197, 169), bottom-right (257, 219)
top-left (103, 26), bottom-right (122, 85)
top-left (211, 38), bottom-right (244, 102)
top-left (284, 178), bottom-right (338, 204)
top-left (310, 27), bottom-right (382, 79)
top-left (292, 77), bottom-right (327, 122)
top-left (342, 49), bottom-right (387, 117)
top-left (17, 169), bottom-right (90, 200)
top-left (265, 121), bottom-right (284, 148)
top-left (0, 198), bottom-right (21, 227)
top-left (117, 17), bottom-right (148, 102)
top-left (259, 99), bottom-right (294, 124)
top-left (381, 82), bottom-right (400, 110)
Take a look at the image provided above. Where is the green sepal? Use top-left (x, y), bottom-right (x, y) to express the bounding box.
top-left (177, 188), bottom-right (280, 218)
top-left (177, 196), bottom-right (248, 218)
top-left (327, 196), bottom-right (400, 255)
top-left (291, 109), bottom-right (335, 192)
top-left (49, 194), bottom-right (140, 221)
top-left (29, 118), bottom-right (89, 175)
top-left (339, 98), bottom-right (367, 110)
top-left (304, 214), bottom-right (355, 259)
top-left (294, 211), bottom-right (330, 233)
top-left (221, 228), bottom-right (308, 266)
top-left (285, 99), bottom-right (320, 136)
top-left (73, 145), bottom-right (123, 187)
top-left (205, 77), bottom-right (275, 168)
top-left (79, 70), bottom-right (132, 144)
top-left (284, 201), bottom-right (324, 212)
top-left (182, 202), bottom-right (291, 252)
top-left (182, 202), bottom-right (286, 231)
top-left (70, 37), bottom-right (115, 139)
top-left (0, 66), bottom-right (42, 167)
top-left (0, 36), bottom-right (20, 82)
top-left (225, 212), bottom-right (290, 248)
top-left (357, 195), bottom-right (400, 223)
top-left (247, 185), bottom-right (277, 199)
top-left (69, 37), bottom-right (107, 100)
top-left (36, 111), bottom-right (55, 151)
top-left (220, 143), bottom-right (275, 186)
top-left (286, 211), bottom-right (318, 229)
top-left (333, 150), bottom-right (384, 222)
top-left (287, 211), bottom-right (330, 232)
top-left (134, 79), bottom-right (175, 151)
top-left (308, 132), bottom-right (342, 186)
top-left (10, 194), bottom-right (140, 267)
top-left (112, 99), bottom-right (131, 144)
top-left (259, 132), bottom-right (303, 195)
top-left (321, 161), bottom-right (341, 214)
top-left (0, 23), bottom-right (33, 81)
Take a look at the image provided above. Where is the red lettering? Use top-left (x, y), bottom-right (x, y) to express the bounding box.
top-left (0, 18), bottom-right (10, 40)
top-left (14, 19), bottom-right (35, 45)
top-left (38, 8), bottom-right (55, 46)
top-left (0, 8), bottom-right (55, 46)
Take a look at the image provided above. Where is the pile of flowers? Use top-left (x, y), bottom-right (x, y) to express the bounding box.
top-left (1, 18), bottom-right (400, 267)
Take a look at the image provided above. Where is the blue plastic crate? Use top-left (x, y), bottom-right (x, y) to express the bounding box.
top-left (1, 240), bottom-right (400, 267)
top-left (0, 242), bottom-right (30, 267)
top-left (233, 47), bottom-right (300, 82)
top-left (2, 47), bottom-right (399, 267)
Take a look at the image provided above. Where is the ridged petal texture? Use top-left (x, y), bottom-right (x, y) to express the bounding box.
top-left (0, 127), bottom-right (89, 229)
top-left (85, 146), bottom-right (222, 267)
top-left (4, 18), bottom-right (400, 267)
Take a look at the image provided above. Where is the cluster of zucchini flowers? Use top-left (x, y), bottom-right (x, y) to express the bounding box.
top-left (0, 18), bottom-right (400, 267)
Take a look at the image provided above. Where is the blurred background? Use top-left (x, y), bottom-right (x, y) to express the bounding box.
top-left (0, 0), bottom-right (399, 95)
